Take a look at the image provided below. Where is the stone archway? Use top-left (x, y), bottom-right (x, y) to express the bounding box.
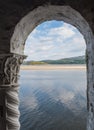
top-left (10, 5), bottom-right (93, 55)
top-left (11, 6), bottom-right (94, 129)
top-left (1, 5), bottom-right (94, 130)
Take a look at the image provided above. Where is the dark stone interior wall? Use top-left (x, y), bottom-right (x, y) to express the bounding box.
top-left (0, 0), bottom-right (94, 53)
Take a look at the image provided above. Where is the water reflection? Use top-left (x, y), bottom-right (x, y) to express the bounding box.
top-left (19, 70), bottom-right (87, 130)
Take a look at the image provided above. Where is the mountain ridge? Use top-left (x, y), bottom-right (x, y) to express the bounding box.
top-left (23, 55), bottom-right (86, 65)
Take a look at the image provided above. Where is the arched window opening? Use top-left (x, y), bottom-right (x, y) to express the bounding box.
top-left (19, 20), bottom-right (87, 130)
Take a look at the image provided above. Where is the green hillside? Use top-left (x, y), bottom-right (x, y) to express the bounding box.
top-left (23, 56), bottom-right (86, 65)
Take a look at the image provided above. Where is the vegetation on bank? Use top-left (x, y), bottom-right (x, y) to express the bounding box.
top-left (23, 56), bottom-right (86, 65)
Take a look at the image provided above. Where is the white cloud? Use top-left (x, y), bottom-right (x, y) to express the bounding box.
top-left (25, 21), bottom-right (86, 61)
top-left (48, 23), bottom-right (75, 39)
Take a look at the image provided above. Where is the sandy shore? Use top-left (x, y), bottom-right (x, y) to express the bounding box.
top-left (21, 65), bottom-right (86, 70)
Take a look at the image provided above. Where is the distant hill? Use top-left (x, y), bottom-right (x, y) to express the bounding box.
top-left (23, 56), bottom-right (86, 65)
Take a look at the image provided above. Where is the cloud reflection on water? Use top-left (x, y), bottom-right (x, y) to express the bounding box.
top-left (19, 70), bottom-right (87, 130)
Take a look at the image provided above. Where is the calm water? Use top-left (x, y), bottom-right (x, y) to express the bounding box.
top-left (19, 69), bottom-right (87, 130)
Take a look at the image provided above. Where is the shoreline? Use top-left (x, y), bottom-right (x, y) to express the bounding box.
top-left (21, 64), bottom-right (86, 70)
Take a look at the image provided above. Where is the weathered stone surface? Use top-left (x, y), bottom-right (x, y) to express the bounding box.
top-left (0, 53), bottom-right (25, 130)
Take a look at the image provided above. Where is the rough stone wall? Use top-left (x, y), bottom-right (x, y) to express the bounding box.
top-left (86, 32), bottom-right (94, 130)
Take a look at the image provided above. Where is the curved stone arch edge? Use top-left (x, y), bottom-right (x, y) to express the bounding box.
top-left (10, 5), bottom-right (94, 56)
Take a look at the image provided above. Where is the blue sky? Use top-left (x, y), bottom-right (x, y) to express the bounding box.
top-left (25, 20), bottom-right (86, 61)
